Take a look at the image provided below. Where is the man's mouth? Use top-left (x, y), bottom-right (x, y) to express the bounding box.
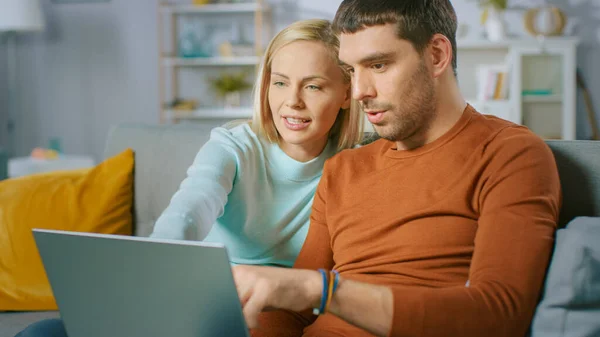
top-left (365, 110), bottom-right (386, 124)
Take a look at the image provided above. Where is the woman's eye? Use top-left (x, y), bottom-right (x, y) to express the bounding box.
top-left (306, 85), bottom-right (320, 91)
top-left (273, 81), bottom-right (285, 87)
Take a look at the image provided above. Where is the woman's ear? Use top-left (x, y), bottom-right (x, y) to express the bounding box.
top-left (341, 85), bottom-right (351, 110)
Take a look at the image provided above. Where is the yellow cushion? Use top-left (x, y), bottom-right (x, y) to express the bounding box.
top-left (0, 149), bottom-right (134, 311)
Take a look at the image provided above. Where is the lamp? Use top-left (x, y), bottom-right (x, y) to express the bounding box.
top-left (0, 0), bottom-right (45, 162)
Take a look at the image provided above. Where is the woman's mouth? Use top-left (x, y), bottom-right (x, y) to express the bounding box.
top-left (282, 116), bottom-right (311, 131)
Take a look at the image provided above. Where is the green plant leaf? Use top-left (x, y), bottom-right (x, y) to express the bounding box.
top-left (209, 71), bottom-right (252, 96)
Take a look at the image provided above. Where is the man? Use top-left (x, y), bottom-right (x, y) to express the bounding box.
top-left (233, 1), bottom-right (561, 336)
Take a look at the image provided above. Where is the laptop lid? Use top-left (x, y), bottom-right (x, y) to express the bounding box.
top-left (33, 229), bottom-right (250, 337)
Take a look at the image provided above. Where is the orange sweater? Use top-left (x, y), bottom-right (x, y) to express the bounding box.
top-left (253, 105), bottom-right (561, 337)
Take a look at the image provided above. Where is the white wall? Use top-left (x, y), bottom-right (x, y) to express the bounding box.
top-left (4, 0), bottom-right (159, 161)
top-left (1, 0), bottom-right (599, 162)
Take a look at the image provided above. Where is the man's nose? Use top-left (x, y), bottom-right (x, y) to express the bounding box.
top-left (352, 70), bottom-right (376, 102)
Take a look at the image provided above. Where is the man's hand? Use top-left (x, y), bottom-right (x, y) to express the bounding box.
top-left (232, 265), bottom-right (322, 329)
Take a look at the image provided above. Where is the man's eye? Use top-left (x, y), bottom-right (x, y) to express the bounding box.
top-left (372, 63), bottom-right (386, 70)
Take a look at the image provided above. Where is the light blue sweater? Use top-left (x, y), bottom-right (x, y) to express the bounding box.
top-left (150, 123), bottom-right (338, 267)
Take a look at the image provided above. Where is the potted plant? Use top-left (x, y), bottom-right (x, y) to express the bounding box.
top-left (210, 72), bottom-right (252, 108)
top-left (472, 0), bottom-right (508, 41)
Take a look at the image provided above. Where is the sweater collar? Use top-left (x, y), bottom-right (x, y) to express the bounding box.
top-left (384, 104), bottom-right (474, 159)
top-left (263, 138), bottom-right (337, 182)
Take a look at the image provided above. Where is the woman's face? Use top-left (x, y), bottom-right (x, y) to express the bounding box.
top-left (268, 40), bottom-right (350, 162)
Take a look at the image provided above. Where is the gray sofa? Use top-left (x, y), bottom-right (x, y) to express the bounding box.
top-left (1, 124), bottom-right (599, 337)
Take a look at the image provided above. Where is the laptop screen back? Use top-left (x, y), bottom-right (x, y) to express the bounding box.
top-left (33, 229), bottom-right (250, 337)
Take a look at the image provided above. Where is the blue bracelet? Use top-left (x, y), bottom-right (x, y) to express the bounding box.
top-left (313, 269), bottom-right (328, 315)
top-left (332, 270), bottom-right (340, 294)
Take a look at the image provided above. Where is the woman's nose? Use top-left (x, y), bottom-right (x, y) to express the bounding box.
top-left (285, 90), bottom-right (305, 109)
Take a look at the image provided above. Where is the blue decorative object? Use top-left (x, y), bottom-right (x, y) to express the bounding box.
top-left (0, 149), bottom-right (8, 180)
top-left (178, 19), bottom-right (212, 58)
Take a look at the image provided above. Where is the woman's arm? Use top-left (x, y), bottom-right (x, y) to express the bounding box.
top-left (150, 127), bottom-right (243, 240)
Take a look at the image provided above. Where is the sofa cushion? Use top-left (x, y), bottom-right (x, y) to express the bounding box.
top-left (530, 216), bottom-right (600, 337)
top-left (0, 311), bottom-right (60, 337)
top-left (0, 149), bottom-right (134, 311)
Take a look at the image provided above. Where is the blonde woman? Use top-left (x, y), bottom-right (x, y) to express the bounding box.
top-left (15, 18), bottom-right (362, 337)
top-left (149, 18), bottom-right (363, 267)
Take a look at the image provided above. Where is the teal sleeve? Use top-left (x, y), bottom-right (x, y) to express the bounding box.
top-left (150, 128), bottom-right (241, 240)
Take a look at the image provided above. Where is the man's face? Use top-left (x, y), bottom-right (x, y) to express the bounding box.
top-left (339, 24), bottom-right (437, 142)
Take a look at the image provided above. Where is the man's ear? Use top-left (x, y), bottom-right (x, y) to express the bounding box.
top-left (341, 85), bottom-right (351, 109)
top-left (429, 34), bottom-right (453, 78)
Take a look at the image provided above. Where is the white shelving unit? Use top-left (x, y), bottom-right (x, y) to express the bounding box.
top-left (162, 55), bottom-right (261, 67)
top-left (458, 37), bottom-right (579, 140)
top-left (166, 107), bottom-right (254, 120)
top-left (165, 2), bottom-right (268, 14)
top-left (157, 1), bottom-right (271, 123)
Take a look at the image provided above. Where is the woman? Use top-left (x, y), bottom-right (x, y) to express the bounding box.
top-left (15, 18), bottom-right (362, 337)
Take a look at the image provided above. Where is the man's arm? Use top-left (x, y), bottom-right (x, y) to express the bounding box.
top-left (234, 266), bottom-right (394, 337)
top-left (235, 156), bottom-right (393, 337)
top-left (245, 162), bottom-right (336, 337)
top-left (385, 129), bottom-right (561, 337)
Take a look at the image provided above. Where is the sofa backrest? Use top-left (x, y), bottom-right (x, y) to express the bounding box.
top-left (545, 140), bottom-right (600, 227)
top-left (103, 124), bottom-right (600, 236)
top-left (104, 123), bottom-right (216, 237)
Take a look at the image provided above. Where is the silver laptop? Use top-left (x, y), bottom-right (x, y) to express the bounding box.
top-left (32, 229), bottom-right (250, 337)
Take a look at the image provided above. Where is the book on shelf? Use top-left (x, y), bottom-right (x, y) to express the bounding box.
top-left (476, 64), bottom-right (510, 102)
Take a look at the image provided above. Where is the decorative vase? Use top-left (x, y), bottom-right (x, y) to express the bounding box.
top-left (484, 7), bottom-right (507, 42)
top-left (524, 5), bottom-right (567, 37)
top-left (224, 91), bottom-right (241, 108)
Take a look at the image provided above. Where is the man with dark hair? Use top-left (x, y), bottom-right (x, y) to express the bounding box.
top-left (233, 1), bottom-right (561, 336)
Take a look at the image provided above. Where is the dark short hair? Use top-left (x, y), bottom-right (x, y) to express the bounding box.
top-left (332, 0), bottom-right (458, 76)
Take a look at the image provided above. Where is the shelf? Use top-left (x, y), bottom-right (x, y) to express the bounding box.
top-left (457, 40), bottom-right (513, 50)
top-left (162, 2), bottom-right (271, 14)
top-left (163, 56), bottom-right (261, 67)
top-left (167, 107), bottom-right (253, 120)
top-left (522, 95), bottom-right (562, 103)
top-left (457, 37), bottom-right (579, 50)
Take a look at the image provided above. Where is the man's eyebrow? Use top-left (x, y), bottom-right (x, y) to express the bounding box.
top-left (356, 51), bottom-right (397, 66)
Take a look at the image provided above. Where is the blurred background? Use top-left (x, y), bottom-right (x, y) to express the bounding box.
top-left (0, 0), bottom-right (599, 166)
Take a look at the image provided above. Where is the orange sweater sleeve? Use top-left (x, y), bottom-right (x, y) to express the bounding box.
top-left (388, 130), bottom-right (561, 337)
top-left (251, 164), bottom-right (335, 337)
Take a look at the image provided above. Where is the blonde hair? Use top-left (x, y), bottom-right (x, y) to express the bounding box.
top-left (249, 19), bottom-right (363, 151)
